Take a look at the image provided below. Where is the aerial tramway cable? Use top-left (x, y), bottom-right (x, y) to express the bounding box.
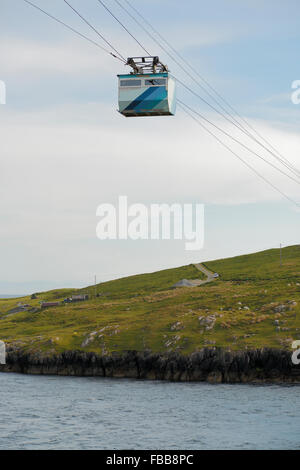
top-left (69, 0), bottom-right (300, 198)
top-left (178, 100), bottom-right (300, 208)
top-left (173, 76), bottom-right (300, 182)
top-left (101, 0), bottom-right (299, 200)
top-left (172, 77), bottom-right (300, 187)
top-left (119, 0), bottom-right (300, 179)
top-left (174, 95), bottom-right (300, 187)
top-left (96, 0), bottom-right (300, 186)
top-left (63, 0), bottom-right (126, 62)
top-left (22, 0), bottom-right (299, 206)
top-left (96, 0), bottom-right (151, 56)
top-left (23, 0), bottom-right (126, 63)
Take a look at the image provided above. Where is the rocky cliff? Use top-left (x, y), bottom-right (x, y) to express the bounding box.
top-left (1, 347), bottom-right (299, 383)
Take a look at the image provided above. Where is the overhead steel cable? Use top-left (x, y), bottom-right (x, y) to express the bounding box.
top-left (228, 114), bottom-right (300, 178)
top-left (118, 0), bottom-right (300, 180)
top-left (96, 0), bottom-right (151, 56)
top-left (173, 76), bottom-right (300, 185)
top-left (115, 0), bottom-right (266, 139)
top-left (63, 0), bottom-right (126, 62)
top-left (175, 76), bottom-right (300, 180)
top-left (22, 0), bottom-right (126, 62)
top-left (22, 0), bottom-right (300, 187)
top-left (115, 0), bottom-right (253, 128)
top-left (178, 101), bottom-right (300, 208)
top-left (176, 99), bottom-right (300, 187)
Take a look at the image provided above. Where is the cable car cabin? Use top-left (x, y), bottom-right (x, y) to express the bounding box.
top-left (118, 73), bottom-right (176, 117)
top-left (118, 56), bottom-right (176, 117)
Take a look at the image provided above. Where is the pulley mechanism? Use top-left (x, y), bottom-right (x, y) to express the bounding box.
top-left (126, 56), bottom-right (168, 75)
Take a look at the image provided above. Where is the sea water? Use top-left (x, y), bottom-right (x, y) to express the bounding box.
top-left (0, 373), bottom-right (299, 449)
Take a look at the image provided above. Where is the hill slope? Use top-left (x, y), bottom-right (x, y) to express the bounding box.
top-left (0, 246), bottom-right (299, 356)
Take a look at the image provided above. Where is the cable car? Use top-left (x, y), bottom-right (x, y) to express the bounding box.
top-left (118, 56), bottom-right (176, 117)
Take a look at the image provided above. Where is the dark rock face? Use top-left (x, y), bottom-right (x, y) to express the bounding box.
top-left (0, 348), bottom-right (299, 383)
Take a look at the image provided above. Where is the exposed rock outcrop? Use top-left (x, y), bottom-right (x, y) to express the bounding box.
top-left (0, 347), bottom-right (299, 383)
top-left (198, 315), bottom-right (216, 330)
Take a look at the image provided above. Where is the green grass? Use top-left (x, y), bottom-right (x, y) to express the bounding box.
top-left (205, 245), bottom-right (300, 281)
top-left (0, 246), bottom-right (299, 356)
top-left (78, 264), bottom-right (204, 300)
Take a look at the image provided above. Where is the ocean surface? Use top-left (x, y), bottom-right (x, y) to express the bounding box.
top-left (0, 373), bottom-right (299, 450)
top-left (0, 295), bottom-right (23, 299)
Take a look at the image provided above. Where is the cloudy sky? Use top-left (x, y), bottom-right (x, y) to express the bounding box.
top-left (0, 0), bottom-right (299, 294)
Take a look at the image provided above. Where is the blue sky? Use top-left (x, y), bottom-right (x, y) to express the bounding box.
top-left (0, 0), bottom-right (299, 294)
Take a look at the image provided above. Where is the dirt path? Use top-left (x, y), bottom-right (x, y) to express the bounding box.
top-left (173, 264), bottom-right (218, 288)
top-left (188, 263), bottom-right (217, 286)
top-left (194, 263), bottom-right (216, 283)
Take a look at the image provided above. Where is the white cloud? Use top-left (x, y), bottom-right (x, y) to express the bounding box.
top-left (0, 18), bottom-right (243, 80)
top-left (0, 103), bottom-right (299, 288)
top-left (0, 37), bottom-right (117, 76)
top-left (1, 103), bottom-right (299, 220)
top-left (167, 23), bottom-right (247, 50)
top-left (1, 2), bottom-right (299, 292)
top-left (259, 92), bottom-right (292, 106)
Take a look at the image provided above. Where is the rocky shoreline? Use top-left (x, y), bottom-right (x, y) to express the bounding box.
top-left (0, 347), bottom-right (300, 383)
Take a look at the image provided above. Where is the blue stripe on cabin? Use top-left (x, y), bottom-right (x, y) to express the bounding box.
top-left (124, 86), bottom-right (159, 111)
top-left (124, 87), bottom-right (167, 112)
top-left (134, 87), bottom-right (167, 111)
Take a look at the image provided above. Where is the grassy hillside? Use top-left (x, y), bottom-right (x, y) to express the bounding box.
top-left (0, 246), bottom-right (299, 356)
top-left (205, 245), bottom-right (300, 281)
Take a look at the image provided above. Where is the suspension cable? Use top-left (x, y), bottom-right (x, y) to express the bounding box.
top-left (63, 0), bottom-right (126, 62)
top-left (178, 101), bottom-right (300, 208)
top-left (22, 0), bottom-right (300, 193)
top-left (121, 0), bottom-right (300, 178)
top-left (175, 98), bottom-right (300, 186)
top-left (96, 0), bottom-right (151, 56)
top-left (22, 0), bottom-right (125, 62)
top-left (172, 75), bottom-right (300, 184)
